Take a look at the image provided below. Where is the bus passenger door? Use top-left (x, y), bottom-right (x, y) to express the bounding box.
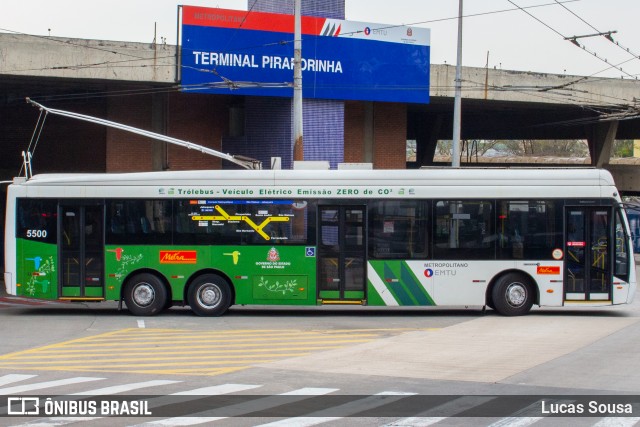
top-left (565, 207), bottom-right (611, 301)
top-left (59, 203), bottom-right (105, 299)
top-left (318, 206), bottom-right (366, 303)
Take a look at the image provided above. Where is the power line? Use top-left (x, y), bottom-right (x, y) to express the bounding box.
top-left (507, 0), bottom-right (636, 79)
top-left (0, 27), bottom-right (152, 61)
top-left (4, 0), bottom-right (637, 109)
top-left (0, 0), bottom-right (581, 78)
top-left (554, 0), bottom-right (640, 73)
top-left (337, 0), bottom-right (581, 37)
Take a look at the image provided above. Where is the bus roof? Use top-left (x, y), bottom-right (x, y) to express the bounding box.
top-left (10, 168), bottom-right (619, 200)
top-left (15, 167), bottom-right (614, 186)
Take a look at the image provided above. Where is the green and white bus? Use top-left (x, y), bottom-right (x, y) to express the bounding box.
top-left (3, 168), bottom-right (636, 316)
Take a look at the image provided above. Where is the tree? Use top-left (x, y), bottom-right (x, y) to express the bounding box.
top-left (613, 139), bottom-right (633, 158)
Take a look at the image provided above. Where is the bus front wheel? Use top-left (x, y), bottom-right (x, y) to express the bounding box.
top-left (123, 273), bottom-right (167, 316)
top-left (491, 273), bottom-right (534, 316)
top-left (188, 274), bottom-right (232, 317)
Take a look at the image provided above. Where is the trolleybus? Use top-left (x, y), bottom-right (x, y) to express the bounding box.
top-left (3, 168), bottom-right (636, 316)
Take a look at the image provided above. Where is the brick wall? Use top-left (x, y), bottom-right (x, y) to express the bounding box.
top-left (0, 100), bottom-right (107, 175)
top-left (344, 101), bottom-right (407, 168)
top-left (2, 91), bottom-right (408, 175)
top-left (106, 95), bottom-right (153, 172)
top-left (106, 92), bottom-right (228, 172)
top-left (165, 92), bottom-right (227, 171)
top-left (373, 102), bottom-right (407, 169)
top-left (344, 101), bottom-right (364, 163)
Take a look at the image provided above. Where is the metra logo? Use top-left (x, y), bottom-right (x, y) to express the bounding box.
top-left (160, 250), bottom-right (197, 264)
top-left (537, 266), bottom-right (560, 275)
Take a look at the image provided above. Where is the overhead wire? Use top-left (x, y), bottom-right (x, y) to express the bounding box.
top-left (0, 27), bottom-right (152, 61)
top-left (552, 0), bottom-right (640, 84)
top-left (336, 0), bottom-right (581, 37)
top-left (554, 0), bottom-right (640, 61)
top-left (4, 0), bottom-right (638, 113)
top-left (0, 1), bottom-right (583, 81)
top-left (9, 2), bottom-right (639, 171)
top-left (507, 0), bottom-right (637, 79)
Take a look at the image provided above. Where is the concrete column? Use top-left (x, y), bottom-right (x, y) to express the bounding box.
top-left (151, 92), bottom-right (167, 171)
top-left (588, 120), bottom-right (619, 167)
top-left (363, 102), bottom-right (374, 163)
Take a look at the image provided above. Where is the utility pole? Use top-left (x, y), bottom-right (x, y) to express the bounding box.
top-left (451, 0), bottom-right (463, 167)
top-left (292, 0), bottom-right (304, 163)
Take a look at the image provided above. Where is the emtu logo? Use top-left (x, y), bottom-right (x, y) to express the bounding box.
top-left (364, 27), bottom-right (371, 36)
top-left (424, 268), bottom-right (434, 278)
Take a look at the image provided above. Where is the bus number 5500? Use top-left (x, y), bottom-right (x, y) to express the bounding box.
top-left (26, 229), bottom-right (47, 238)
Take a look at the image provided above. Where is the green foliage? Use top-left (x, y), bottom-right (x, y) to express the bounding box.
top-left (613, 139), bottom-right (633, 158)
top-left (437, 139), bottom-right (591, 157)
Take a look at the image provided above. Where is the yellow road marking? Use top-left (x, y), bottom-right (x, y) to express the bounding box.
top-left (18, 346), bottom-right (342, 359)
top-left (0, 366), bottom-right (249, 376)
top-left (7, 353), bottom-right (312, 364)
top-left (0, 328), bottom-right (127, 360)
top-left (0, 327), bottom-right (436, 376)
top-left (72, 333), bottom-right (381, 345)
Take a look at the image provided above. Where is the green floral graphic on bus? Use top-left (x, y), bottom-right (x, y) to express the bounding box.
top-left (107, 247), bottom-right (144, 279)
top-left (24, 255), bottom-right (55, 296)
top-left (257, 276), bottom-right (298, 295)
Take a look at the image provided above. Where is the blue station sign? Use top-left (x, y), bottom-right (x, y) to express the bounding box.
top-left (181, 6), bottom-right (430, 104)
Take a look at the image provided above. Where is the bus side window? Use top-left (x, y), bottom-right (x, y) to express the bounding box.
top-left (16, 198), bottom-right (57, 244)
top-left (106, 200), bottom-right (171, 245)
top-left (368, 200), bottom-right (428, 259)
top-left (140, 216), bottom-right (151, 233)
top-left (110, 213), bottom-right (124, 234)
top-left (434, 200), bottom-right (494, 260)
top-left (497, 200), bottom-right (561, 260)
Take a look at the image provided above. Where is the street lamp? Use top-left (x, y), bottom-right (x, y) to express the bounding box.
top-left (452, 0), bottom-right (463, 167)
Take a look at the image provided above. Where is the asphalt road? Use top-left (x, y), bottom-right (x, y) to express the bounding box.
top-left (1, 270), bottom-right (639, 426)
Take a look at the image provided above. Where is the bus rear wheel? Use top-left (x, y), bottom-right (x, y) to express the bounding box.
top-left (491, 273), bottom-right (534, 316)
top-left (188, 274), bottom-right (232, 317)
top-left (124, 273), bottom-right (167, 316)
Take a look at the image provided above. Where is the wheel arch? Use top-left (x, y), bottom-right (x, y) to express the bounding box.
top-left (486, 269), bottom-right (540, 307)
top-left (183, 268), bottom-right (236, 306)
top-left (120, 268), bottom-right (172, 302)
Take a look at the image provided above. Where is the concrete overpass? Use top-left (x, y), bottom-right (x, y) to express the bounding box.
top-left (1, 33), bottom-right (640, 191)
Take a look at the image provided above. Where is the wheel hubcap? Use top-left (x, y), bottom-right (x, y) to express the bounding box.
top-left (198, 284), bottom-right (221, 307)
top-left (133, 283), bottom-right (155, 307)
top-left (505, 282), bottom-right (526, 307)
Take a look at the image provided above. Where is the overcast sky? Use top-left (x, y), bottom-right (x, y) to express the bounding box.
top-left (2, 0), bottom-right (639, 79)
